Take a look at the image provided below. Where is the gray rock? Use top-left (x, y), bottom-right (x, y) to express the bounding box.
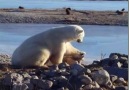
top-left (110, 55), bottom-right (118, 60)
top-left (57, 87), bottom-right (69, 90)
top-left (50, 65), bottom-right (59, 71)
top-left (58, 62), bottom-right (69, 69)
top-left (110, 75), bottom-right (118, 82)
top-left (83, 68), bottom-right (91, 75)
top-left (3, 73), bottom-right (23, 85)
top-left (26, 83), bottom-right (34, 90)
top-left (92, 81), bottom-right (100, 89)
top-left (71, 69), bottom-right (78, 76)
top-left (23, 77), bottom-right (30, 84)
top-left (122, 60), bottom-right (128, 68)
top-left (57, 76), bottom-right (68, 87)
top-left (119, 57), bottom-right (128, 61)
top-left (37, 80), bottom-right (53, 89)
top-left (100, 58), bottom-right (111, 66)
top-left (91, 69), bottom-right (110, 85)
top-left (105, 80), bottom-right (114, 89)
top-left (12, 83), bottom-right (28, 90)
top-left (115, 77), bottom-right (126, 84)
top-left (92, 60), bottom-right (100, 65)
top-left (70, 62), bottom-right (85, 75)
top-left (59, 70), bottom-right (70, 76)
top-left (112, 61), bottom-right (122, 68)
top-left (22, 72), bottom-right (31, 78)
top-left (115, 86), bottom-right (128, 90)
top-left (83, 84), bottom-right (93, 89)
top-left (78, 75), bottom-right (92, 85)
top-left (44, 70), bottom-right (57, 77)
top-left (103, 67), bottom-right (128, 80)
top-left (30, 75), bottom-right (39, 85)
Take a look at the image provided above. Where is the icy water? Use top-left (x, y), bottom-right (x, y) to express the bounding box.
top-left (0, 24), bottom-right (128, 64)
top-left (0, 0), bottom-right (128, 11)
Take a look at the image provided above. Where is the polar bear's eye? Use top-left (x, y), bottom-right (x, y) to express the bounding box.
top-left (77, 30), bottom-right (83, 33)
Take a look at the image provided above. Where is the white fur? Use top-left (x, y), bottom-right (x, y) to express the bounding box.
top-left (11, 25), bottom-right (85, 67)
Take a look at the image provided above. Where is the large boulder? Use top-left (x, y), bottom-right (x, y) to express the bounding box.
top-left (103, 67), bottom-right (128, 80)
top-left (91, 69), bottom-right (110, 85)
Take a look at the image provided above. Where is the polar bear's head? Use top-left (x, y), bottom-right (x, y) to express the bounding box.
top-left (66, 25), bottom-right (85, 43)
top-left (51, 25), bottom-right (85, 43)
top-left (73, 25), bottom-right (85, 43)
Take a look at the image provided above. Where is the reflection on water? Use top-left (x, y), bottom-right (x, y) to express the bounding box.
top-left (0, 24), bottom-right (128, 64)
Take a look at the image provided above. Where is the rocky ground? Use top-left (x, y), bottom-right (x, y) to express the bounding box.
top-left (0, 8), bottom-right (128, 26)
top-left (0, 53), bottom-right (128, 90)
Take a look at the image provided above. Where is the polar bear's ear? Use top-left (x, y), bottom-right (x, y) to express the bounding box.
top-left (76, 30), bottom-right (83, 33)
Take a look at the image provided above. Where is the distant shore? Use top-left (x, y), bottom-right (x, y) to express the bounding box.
top-left (0, 8), bottom-right (128, 26)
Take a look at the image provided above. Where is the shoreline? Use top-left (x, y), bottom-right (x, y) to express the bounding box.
top-left (0, 8), bottom-right (128, 26)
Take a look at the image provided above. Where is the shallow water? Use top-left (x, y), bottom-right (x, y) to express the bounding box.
top-left (0, 24), bottom-right (128, 63)
top-left (0, 0), bottom-right (128, 11)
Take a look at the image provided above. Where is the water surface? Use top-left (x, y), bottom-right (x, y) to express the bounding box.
top-left (0, 24), bottom-right (128, 63)
top-left (0, 0), bottom-right (128, 11)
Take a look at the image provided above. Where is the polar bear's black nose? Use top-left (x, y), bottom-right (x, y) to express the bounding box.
top-left (80, 53), bottom-right (84, 56)
top-left (77, 39), bottom-right (82, 43)
top-left (80, 53), bottom-right (85, 56)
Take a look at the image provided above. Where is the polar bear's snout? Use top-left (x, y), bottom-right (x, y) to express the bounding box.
top-left (77, 39), bottom-right (83, 43)
top-left (80, 52), bottom-right (86, 57)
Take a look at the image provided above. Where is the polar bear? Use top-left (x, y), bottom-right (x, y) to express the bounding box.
top-left (11, 25), bottom-right (85, 67)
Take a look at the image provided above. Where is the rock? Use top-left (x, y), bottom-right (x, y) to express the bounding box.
top-left (92, 60), bottom-right (100, 65)
top-left (57, 76), bottom-right (68, 87)
top-left (50, 65), bottom-right (59, 71)
top-left (83, 84), bottom-right (93, 89)
top-left (82, 68), bottom-right (91, 75)
top-left (105, 80), bottom-right (114, 89)
top-left (112, 61), bottom-right (122, 68)
top-left (122, 60), bottom-right (128, 68)
top-left (30, 75), bottom-right (39, 85)
top-left (26, 83), bottom-right (34, 90)
top-left (44, 70), bottom-right (57, 77)
top-left (58, 62), bottom-right (69, 69)
top-left (13, 83), bottom-right (28, 90)
top-left (115, 77), bottom-right (126, 84)
top-left (22, 72), bottom-right (31, 78)
top-left (71, 69), bottom-right (78, 76)
top-left (115, 86), bottom-right (128, 90)
top-left (23, 77), bottom-right (30, 84)
top-left (100, 58), bottom-right (111, 66)
top-left (110, 55), bottom-right (118, 60)
top-left (37, 80), bottom-right (53, 89)
top-left (109, 53), bottom-right (120, 59)
top-left (103, 67), bottom-right (128, 80)
top-left (70, 62), bottom-right (85, 75)
top-left (57, 87), bottom-right (69, 90)
top-left (91, 69), bottom-right (110, 85)
top-left (78, 75), bottom-right (92, 85)
top-left (110, 75), bottom-right (118, 82)
top-left (119, 57), bottom-right (128, 61)
top-left (58, 69), bottom-right (70, 76)
top-left (3, 73), bottom-right (23, 85)
top-left (92, 81), bottom-right (100, 89)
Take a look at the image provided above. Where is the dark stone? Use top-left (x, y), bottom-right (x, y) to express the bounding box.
top-left (112, 60), bottom-right (122, 68)
top-left (103, 67), bottom-right (128, 80)
top-left (110, 75), bottom-right (118, 82)
top-left (58, 62), bottom-right (69, 69)
top-left (122, 60), bottom-right (128, 68)
top-left (100, 58), bottom-right (116, 67)
top-left (115, 86), bottom-right (128, 90)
